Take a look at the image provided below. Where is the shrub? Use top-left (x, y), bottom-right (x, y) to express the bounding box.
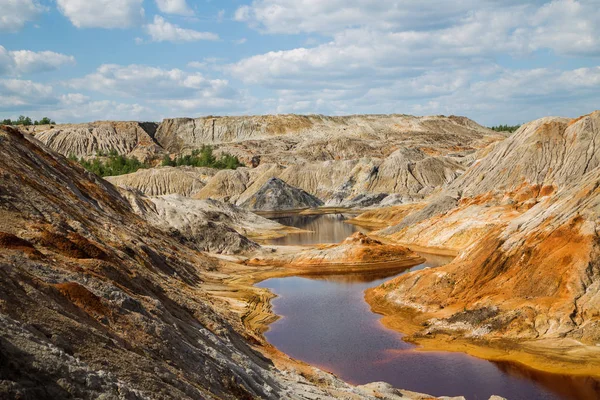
top-left (74, 152), bottom-right (149, 177)
top-left (489, 124), bottom-right (521, 133)
top-left (171, 145), bottom-right (243, 169)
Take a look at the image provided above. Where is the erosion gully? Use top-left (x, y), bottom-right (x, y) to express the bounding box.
top-left (256, 212), bottom-right (600, 400)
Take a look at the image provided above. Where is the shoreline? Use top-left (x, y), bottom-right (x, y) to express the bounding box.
top-left (213, 209), bottom-right (600, 393)
top-left (216, 255), bottom-right (600, 384)
top-left (364, 289), bottom-right (600, 379)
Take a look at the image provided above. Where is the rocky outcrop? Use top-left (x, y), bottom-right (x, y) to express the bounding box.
top-left (32, 121), bottom-right (161, 162)
top-left (365, 111), bottom-right (600, 350)
top-left (240, 177), bottom-right (324, 212)
top-left (106, 166), bottom-right (217, 197)
top-left (57, 114), bottom-right (503, 208)
top-left (123, 193), bottom-right (302, 253)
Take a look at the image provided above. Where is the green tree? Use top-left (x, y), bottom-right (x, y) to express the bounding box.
top-left (16, 116), bottom-right (33, 126)
top-left (75, 152), bottom-right (149, 177)
top-left (489, 124), bottom-right (521, 133)
top-left (161, 154), bottom-right (175, 167)
top-left (35, 117), bottom-right (55, 125)
top-left (170, 145), bottom-right (243, 170)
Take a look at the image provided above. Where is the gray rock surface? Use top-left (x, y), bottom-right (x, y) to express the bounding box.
top-left (240, 177), bottom-right (324, 211)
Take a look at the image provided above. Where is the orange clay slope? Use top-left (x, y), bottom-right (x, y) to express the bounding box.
top-left (244, 232), bottom-right (425, 274)
top-left (363, 111), bottom-right (600, 376)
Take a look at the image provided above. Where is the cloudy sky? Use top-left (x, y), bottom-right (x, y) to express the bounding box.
top-left (1, 0), bottom-right (599, 125)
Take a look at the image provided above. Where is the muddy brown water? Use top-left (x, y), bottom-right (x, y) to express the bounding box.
top-left (258, 213), bottom-right (600, 400)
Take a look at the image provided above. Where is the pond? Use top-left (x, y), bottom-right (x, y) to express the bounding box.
top-left (257, 213), bottom-right (600, 400)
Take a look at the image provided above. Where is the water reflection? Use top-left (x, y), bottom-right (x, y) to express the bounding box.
top-left (258, 214), bottom-right (600, 400)
top-left (258, 263), bottom-right (600, 400)
top-left (493, 361), bottom-right (600, 400)
top-left (264, 213), bottom-right (368, 245)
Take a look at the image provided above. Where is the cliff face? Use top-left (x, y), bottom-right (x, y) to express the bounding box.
top-left (367, 111), bottom-right (600, 346)
top-left (32, 121), bottom-right (161, 162)
top-left (0, 125), bottom-right (284, 398)
top-left (145, 114), bottom-right (504, 206)
top-left (154, 114), bottom-right (498, 153)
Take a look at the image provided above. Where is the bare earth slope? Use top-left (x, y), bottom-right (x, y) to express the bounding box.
top-left (0, 125), bottom-right (456, 400)
top-left (106, 166), bottom-right (217, 197)
top-left (364, 111), bottom-right (600, 375)
top-left (32, 121), bottom-right (162, 162)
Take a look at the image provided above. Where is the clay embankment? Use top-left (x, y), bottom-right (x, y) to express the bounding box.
top-left (360, 111), bottom-right (600, 378)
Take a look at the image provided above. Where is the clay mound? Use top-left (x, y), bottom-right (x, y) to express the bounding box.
top-left (0, 125), bottom-right (321, 398)
top-left (194, 168), bottom-right (253, 202)
top-left (33, 121), bottom-right (161, 162)
top-left (292, 232), bottom-right (424, 267)
top-left (239, 177), bottom-right (324, 211)
top-left (106, 166), bottom-right (216, 197)
top-left (153, 114), bottom-right (503, 205)
top-left (248, 232), bottom-right (425, 273)
top-left (24, 113), bottom-right (506, 206)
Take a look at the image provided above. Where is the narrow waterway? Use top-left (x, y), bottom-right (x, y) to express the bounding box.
top-left (257, 213), bottom-right (600, 400)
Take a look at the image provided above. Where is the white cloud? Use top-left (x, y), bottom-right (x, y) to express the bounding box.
top-left (234, 0), bottom-right (492, 34)
top-left (236, 1), bottom-right (600, 56)
top-left (57, 0), bottom-right (144, 29)
top-left (233, 38), bottom-right (248, 45)
top-left (155, 0), bottom-right (194, 16)
top-left (227, 0), bottom-right (600, 124)
top-left (0, 46), bottom-right (75, 76)
top-left (0, 79), bottom-right (57, 111)
top-left (69, 64), bottom-right (219, 97)
top-left (59, 93), bottom-right (90, 106)
top-left (52, 99), bottom-right (154, 122)
top-left (65, 63), bottom-right (253, 116)
top-left (10, 50), bottom-right (76, 75)
top-left (527, 0), bottom-right (600, 56)
top-left (0, 0), bottom-right (44, 32)
top-left (144, 16), bottom-right (219, 42)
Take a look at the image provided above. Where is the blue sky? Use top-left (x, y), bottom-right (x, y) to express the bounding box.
top-left (0, 0), bottom-right (599, 125)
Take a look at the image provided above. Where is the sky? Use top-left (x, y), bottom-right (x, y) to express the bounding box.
top-left (0, 0), bottom-right (599, 125)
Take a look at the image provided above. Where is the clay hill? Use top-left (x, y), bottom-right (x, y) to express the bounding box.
top-left (246, 232), bottom-right (425, 274)
top-left (26, 114), bottom-right (505, 208)
top-left (240, 177), bottom-right (324, 211)
top-left (363, 111), bottom-right (600, 375)
top-left (0, 125), bottom-right (452, 399)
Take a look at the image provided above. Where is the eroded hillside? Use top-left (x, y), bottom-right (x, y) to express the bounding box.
top-left (0, 125), bottom-right (447, 399)
top-left (363, 111), bottom-right (600, 375)
top-left (50, 114), bottom-right (504, 208)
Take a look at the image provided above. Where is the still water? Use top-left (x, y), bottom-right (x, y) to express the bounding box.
top-left (257, 213), bottom-right (600, 400)
top-left (263, 213), bottom-right (368, 245)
